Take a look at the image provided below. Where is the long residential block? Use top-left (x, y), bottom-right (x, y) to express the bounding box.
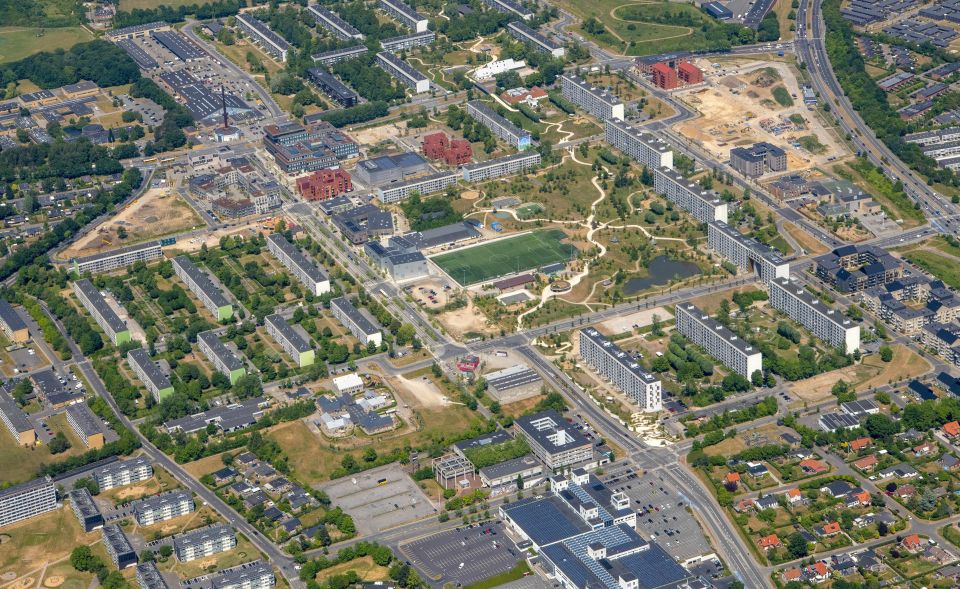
top-left (74, 279), bottom-right (131, 346)
top-left (507, 22), bottom-right (564, 57)
top-left (0, 387), bottom-right (35, 446)
top-left (330, 297), bottom-right (382, 346)
top-left (377, 171), bottom-right (459, 203)
top-left (236, 14), bottom-right (290, 62)
top-left (654, 166), bottom-right (728, 224)
top-left (173, 256), bottom-right (233, 321)
top-left (66, 403), bottom-right (105, 449)
top-left (462, 152), bottom-right (541, 182)
top-left (0, 476), bottom-right (57, 528)
top-left (69, 488), bottom-right (103, 532)
top-left (560, 74), bottom-right (624, 121)
top-left (132, 491), bottom-right (194, 526)
top-left (466, 100), bottom-right (532, 150)
top-left (379, 30), bottom-right (435, 51)
top-left (307, 5), bottom-right (365, 40)
top-left (480, 0), bottom-right (533, 19)
top-left (136, 562), bottom-right (169, 589)
top-left (605, 119), bottom-right (673, 170)
top-left (579, 328), bottom-right (661, 411)
top-left (103, 524), bottom-right (137, 569)
top-left (94, 456), bottom-right (154, 492)
top-left (127, 348), bottom-right (174, 402)
top-left (173, 523), bottom-right (236, 562)
top-left (70, 241), bottom-right (162, 274)
top-left (265, 314), bottom-right (314, 367)
top-left (707, 221), bottom-right (789, 282)
top-left (378, 0), bottom-right (428, 31)
top-left (769, 278), bottom-right (861, 352)
top-left (375, 51), bottom-right (430, 93)
top-left (311, 45), bottom-right (368, 66)
top-left (0, 299), bottom-right (29, 343)
top-left (266, 233), bottom-right (330, 296)
top-left (675, 303), bottom-right (762, 378)
top-left (210, 561), bottom-right (275, 589)
top-left (198, 331), bottom-right (246, 385)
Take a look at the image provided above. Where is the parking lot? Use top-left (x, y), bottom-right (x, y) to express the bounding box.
top-left (401, 521), bottom-right (521, 587)
top-left (601, 464), bottom-right (713, 564)
top-left (318, 464), bottom-right (437, 535)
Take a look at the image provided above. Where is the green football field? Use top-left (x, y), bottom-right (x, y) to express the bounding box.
top-left (432, 230), bottom-right (577, 285)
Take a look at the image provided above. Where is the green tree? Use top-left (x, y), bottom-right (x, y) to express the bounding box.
top-left (786, 532), bottom-right (809, 558)
top-left (879, 345), bottom-right (893, 362)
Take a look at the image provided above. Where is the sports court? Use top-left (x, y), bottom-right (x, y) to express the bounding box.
top-left (431, 230), bottom-right (577, 285)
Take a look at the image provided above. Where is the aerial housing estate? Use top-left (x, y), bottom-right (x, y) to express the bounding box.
top-left (262, 121), bottom-right (359, 175)
top-left (769, 278), bottom-right (861, 352)
top-left (172, 256), bottom-right (234, 321)
top-left (604, 119), bottom-right (673, 170)
top-left (266, 233), bottom-right (331, 296)
top-left (466, 100), bottom-right (532, 150)
top-left (707, 221), bottom-right (789, 282)
top-left (579, 328), bottom-right (662, 412)
top-left (73, 279), bottom-right (131, 346)
top-left (654, 167), bottom-right (729, 224)
top-left (675, 303), bottom-right (763, 378)
top-left (560, 74), bottom-right (624, 121)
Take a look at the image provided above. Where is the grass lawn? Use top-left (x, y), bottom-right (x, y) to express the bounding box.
top-left (460, 561), bottom-right (530, 589)
top-left (431, 230), bottom-right (577, 285)
top-left (771, 85), bottom-right (793, 107)
top-left (903, 250), bottom-right (960, 290)
top-left (0, 27), bottom-right (92, 63)
top-left (0, 506), bottom-right (98, 574)
top-left (315, 556), bottom-right (390, 583)
top-left (782, 222), bottom-right (829, 255)
top-left (0, 419), bottom-right (87, 487)
top-left (162, 535), bottom-right (260, 578)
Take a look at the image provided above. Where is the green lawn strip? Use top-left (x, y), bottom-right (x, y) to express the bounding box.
top-left (431, 230), bottom-right (576, 285)
top-left (904, 250), bottom-right (960, 290)
top-left (459, 561), bottom-right (530, 589)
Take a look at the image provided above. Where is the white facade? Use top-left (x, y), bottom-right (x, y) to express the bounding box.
top-left (653, 166), bottom-right (728, 224)
top-left (0, 477), bottom-right (56, 528)
top-left (466, 100), bottom-right (532, 150)
top-left (236, 14), bottom-right (290, 62)
top-left (333, 373), bottom-right (364, 395)
top-left (560, 74), bottom-right (624, 121)
top-left (707, 221), bottom-right (789, 282)
top-left (174, 524), bottom-right (236, 562)
top-left (579, 328), bottom-right (661, 411)
top-left (472, 58), bottom-right (526, 81)
top-left (71, 241), bottom-right (162, 274)
top-left (94, 457), bottom-right (154, 492)
top-left (377, 171), bottom-right (458, 203)
top-left (462, 152), bottom-right (540, 182)
top-left (378, 0), bottom-right (428, 32)
top-left (132, 491), bottom-right (194, 526)
top-left (507, 22), bottom-right (564, 57)
top-left (375, 52), bottom-right (430, 93)
top-left (769, 278), bottom-right (860, 352)
top-left (675, 303), bottom-right (763, 378)
top-left (266, 233), bottom-right (330, 296)
top-left (605, 119), bottom-right (673, 170)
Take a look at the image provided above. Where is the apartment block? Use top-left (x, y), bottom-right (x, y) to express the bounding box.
top-left (675, 303), bottom-right (762, 378)
top-left (136, 562), bottom-right (170, 589)
top-left (707, 221), bottom-right (789, 282)
top-left (305, 68), bottom-right (358, 107)
top-left (466, 100), bottom-right (532, 150)
top-left (479, 0), bottom-right (533, 19)
top-left (73, 279), bottom-right (131, 346)
top-left (265, 314), bottom-right (315, 368)
top-left (132, 491), bottom-right (194, 526)
top-left (380, 30), bottom-right (436, 51)
top-left (604, 119), bottom-right (673, 170)
top-left (66, 403), bottom-right (105, 449)
top-left (173, 524), bottom-right (236, 562)
top-left (172, 256), bottom-right (234, 321)
top-left (730, 142), bottom-right (787, 177)
top-left (375, 52), bottom-right (430, 93)
top-left (210, 561), bottom-right (275, 589)
top-left (68, 488), bottom-right (103, 532)
top-left (814, 245), bottom-right (904, 293)
top-left (652, 62), bottom-right (678, 90)
top-left (0, 299), bottom-right (28, 343)
top-left (94, 456), bottom-right (154, 492)
top-left (311, 45), bottom-right (367, 66)
top-left (197, 331), bottom-right (246, 385)
top-left (377, 171), bottom-right (459, 204)
top-left (507, 22), bottom-right (564, 57)
top-left (769, 278), bottom-right (861, 352)
top-left (266, 233), bottom-right (331, 296)
top-left (378, 0), bottom-right (428, 31)
top-left (0, 387), bottom-right (35, 446)
top-left (515, 410), bottom-right (593, 469)
top-left (330, 297), bottom-right (382, 346)
top-left (560, 74), bottom-right (624, 121)
top-left (70, 241), bottom-right (162, 274)
top-left (0, 477), bottom-right (56, 528)
top-left (236, 14), bottom-right (290, 62)
top-left (296, 168), bottom-right (353, 201)
top-left (306, 5), bottom-right (364, 40)
top-left (579, 328), bottom-right (662, 411)
top-left (654, 166), bottom-right (728, 224)
top-left (127, 348), bottom-right (174, 402)
top-left (103, 524), bottom-right (137, 569)
top-left (461, 152), bottom-right (541, 182)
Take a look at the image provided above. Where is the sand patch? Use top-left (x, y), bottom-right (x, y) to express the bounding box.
top-left (461, 190), bottom-right (480, 200)
top-left (435, 297), bottom-right (492, 340)
top-left (10, 577), bottom-right (32, 589)
top-left (43, 575), bottom-right (64, 587)
top-left (0, 572), bottom-right (15, 582)
top-left (391, 375), bottom-right (447, 408)
top-left (350, 121), bottom-right (410, 145)
top-left (599, 306), bottom-right (669, 335)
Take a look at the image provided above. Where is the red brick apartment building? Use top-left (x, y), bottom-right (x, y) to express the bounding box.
top-left (296, 169), bottom-right (352, 201)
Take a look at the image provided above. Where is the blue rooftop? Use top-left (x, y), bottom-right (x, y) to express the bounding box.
top-left (501, 496), bottom-right (590, 547)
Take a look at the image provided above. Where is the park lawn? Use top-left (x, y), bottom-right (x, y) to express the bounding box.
top-left (0, 27), bottom-right (92, 63)
top-left (183, 451), bottom-right (232, 480)
top-left (783, 222), bottom-right (830, 255)
top-left (315, 556), bottom-right (391, 583)
top-left (163, 534), bottom-right (260, 578)
top-left (40, 559), bottom-right (95, 589)
top-left (460, 561), bottom-right (530, 589)
top-left (431, 230), bottom-right (577, 285)
top-left (0, 421), bottom-right (87, 487)
top-left (903, 250), bottom-right (960, 291)
top-left (771, 86), bottom-right (793, 107)
top-left (0, 506), bottom-right (98, 573)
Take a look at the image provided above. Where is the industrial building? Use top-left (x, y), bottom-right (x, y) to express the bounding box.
top-left (236, 14), bottom-right (290, 62)
top-left (377, 171), bottom-right (459, 203)
top-left (266, 233), bottom-right (330, 296)
top-left (729, 142), bottom-right (787, 177)
top-left (654, 166), bottom-right (728, 224)
top-left (127, 348), bottom-right (175, 402)
top-left (0, 476), bottom-right (57, 528)
top-left (354, 152), bottom-right (430, 186)
top-left (364, 240), bottom-right (430, 281)
top-left (375, 52), bottom-right (430, 93)
top-left (479, 0), bottom-right (533, 19)
top-left (173, 524), bottom-right (237, 562)
top-left (69, 241), bottom-right (163, 275)
top-left (94, 456), bottom-right (154, 492)
top-left (378, 0), bottom-right (429, 31)
top-left (198, 331), bottom-right (246, 385)
top-left (515, 410), bottom-right (593, 469)
top-left (560, 74), bottom-right (624, 121)
top-left (66, 402), bottom-right (106, 449)
top-left (604, 119), bottom-right (673, 170)
top-left (331, 204), bottom-right (394, 244)
top-left (379, 30), bottom-right (436, 51)
top-left (103, 524), bottom-right (137, 569)
top-left (478, 455), bottom-right (544, 489)
top-left (507, 21), bottom-right (564, 57)
top-left (68, 488), bottom-right (103, 532)
top-left (311, 45), bottom-right (368, 66)
top-left (265, 314), bottom-right (315, 368)
top-left (105, 21), bottom-right (169, 40)
top-left (296, 168), bottom-right (353, 201)
top-left (330, 297), bottom-right (382, 346)
top-left (132, 491), bottom-right (195, 526)
top-left (173, 256), bottom-right (234, 321)
top-left (484, 364), bottom-right (543, 402)
top-left (0, 299), bottom-right (29, 343)
top-left (151, 31), bottom-right (205, 61)
top-left (579, 328), bottom-right (662, 412)
top-left (461, 152), bottom-right (541, 182)
top-left (210, 561), bottom-right (275, 589)
top-left (769, 278), bottom-right (861, 352)
top-left (707, 221), bottom-right (790, 282)
top-left (466, 100), bottom-right (532, 150)
top-left (307, 5), bottom-right (365, 40)
top-left (0, 387), bottom-right (35, 446)
top-left (675, 303), bottom-right (762, 378)
top-left (73, 279), bottom-right (131, 346)
top-left (305, 68), bottom-right (358, 107)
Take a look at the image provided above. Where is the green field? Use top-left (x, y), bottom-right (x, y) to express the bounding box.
top-left (0, 27), bottom-right (92, 63)
top-left (432, 230), bottom-right (577, 285)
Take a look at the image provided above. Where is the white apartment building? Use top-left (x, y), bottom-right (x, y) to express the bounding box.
top-left (330, 297), bottom-right (382, 346)
top-left (579, 328), bottom-right (661, 411)
top-left (73, 279), bottom-right (130, 346)
top-left (172, 256), bottom-right (234, 321)
top-left (377, 171), bottom-right (458, 203)
top-left (0, 477), bottom-right (56, 528)
top-left (265, 314), bottom-right (314, 368)
top-left (466, 101), bottom-right (532, 150)
top-left (461, 152), bottom-right (541, 182)
top-left (311, 45), bottom-right (367, 66)
top-left (375, 52), bottom-right (430, 93)
top-left (707, 221), bottom-right (789, 282)
top-left (197, 331), bottom-right (246, 385)
top-left (507, 22), bottom-right (564, 57)
top-left (769, 278), bottom-right (860, 352)
top-left (306, 5), bottom-right (364, 40)
top-left (479, 0), bottom-right (533, 19)
top-left (266, 233), bottom-right (330, 296)
top-left (560, 74), bottom-right (624, 121)
top-left (70, 241), bottom-right (162, 274)
top-left (132, 491), bottom-right (194, 526)
top-left (472, 58), bottom-right (526, 81)
top-left (654, 166), bottom-right (728, 224)
top-left (173, 524), bottom-right (236, 562)
top-left (605, 119), bottom-right (673, 170)
top-left (378, 0), bottom-right (428, 32)
top-left (127, 347), bottom-right (174, 402)
top-left (94, 456), bottom-right (154, 492)
top-left (675, 303), bottom-right (763, 378)
top-left (211, 561), bottom-right (275, 589)
top-left (379, 30), bottom-right (435, 51)
top-left (235, 14), bottom-right (290, 62)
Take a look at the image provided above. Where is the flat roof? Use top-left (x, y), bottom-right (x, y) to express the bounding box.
top-left (331, 297), bottom-right (380, 335)
top-left (501, 495), bottom-right (591, 546)
top-left (127, 348), bottom-right (172, 392)
top-left (516, 410), bottom-right (590, 451)
top-left (771, 278), bottom-right (854, 329)
top-left (70, 240), bottom-right (161, 264)
top-left (307, 5), bottom-right (364, 38)
top-left (75, 279), bottom-right (127, 334)
top-left (68, 487), bottom-right (101, 519)
top-left (103, 524), bottom-right (135, 556)
top-left (581, 328), bottom-right (659, 384)
top-left (507, 21), bottom-right (562, 51)
top-left (95, 456), bottom-right (153, 479)
top-left (485, 364), bottom-right (542, 392)
top-left (173, 523), bottom-right (234, 550)
top-left (560, 73), bottom-right (623, 106)
top-left (136, 562), bottom-right (169, 589)
top-left (267, 233), bottom-right (328, 284)
top-left (376, 51), bottom-right (429, 82)
top-left (710, 220), bottom-right (786, 265)
top-left (174, 256), bottom-right (231, 309)
top-left (677, 303), bottom-right (761, 357)
top-left (478, 454), bottom-right (541, 480)
top-left (198, 331), bottom-right (245, 371)
top-left (453, 429), bottom-right (513, 452)
top-left (132, 490), bottom-right (192, 514)
top-left (211, 560), bottom-right (273, 589)
top-left (0, 476), bottom-right (52, 501)
top-left (0, 387), bottom-right (33, 433)
top-left (0, 299), bottom-right (27, 333)
top-left (462, 151), bottom-right (540, 172)
top-left (265, 314), bottom-right (312, 353)
top-left (66, 403), bottom-right (105, 438)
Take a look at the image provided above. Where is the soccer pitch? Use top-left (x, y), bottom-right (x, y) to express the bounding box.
top-left (431, 230), bottom-right (577, 285)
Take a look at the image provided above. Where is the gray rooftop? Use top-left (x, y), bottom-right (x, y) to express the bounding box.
top-left (127, 348), bottom-right (172, 392)
top-left (267, 233), bottom-right (328, 284)
top-left (102, 524), bottom-right (135, 558)
top-left (771, 278), bottom-right (854, 329)
top-left (173, 523), bottom-right (234, 551)
top-left (581, 328), bottom-right (660, 384)
top-left (485, 364), bottom-right (543, 392)
top-left (71, 240), bottom-right (161, 264)
top-left (453, 429), bottom-right (513, 452)
top-left (95, 456), bottom-right (153, 480)
top-left (68, 487), bottom-right (101, 519)
top-left (478, 454), bottom-right (541, 480)
top-left (66, 403), bottom-right (105, 438)
top-left (0, 386), bottom-right (33, 434)
top-left (515, 410), bottom-right (590, 451)
top-left (265, 314), bottom-right (312, 353)
top-left (331, 297), bottom-right (380, 336)
top-left (132, 490), bottom-right (193, 515)
top-left (677, 303), bottom-right (760, 357)
top-left (0, 476), bottom-right (52, 501)
top-left (0, 299), bottom-right (27, 333)
top-left (75, 279), bottom-right (127, 334)
top-left (198, 331), bottom-right (245, 372)
top-left (173, 256), bottom-right (231, 309)
top-left (561, 73), bottom-right (623, 106)
top-left (210, 560), bottom-right (273, 589)
top-left (136, 562), bottom-right (169, 589)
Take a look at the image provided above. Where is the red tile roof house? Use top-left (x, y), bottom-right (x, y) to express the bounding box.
top-left (816, 521), bottom-right (842, 537)
top-left (853, 454), bottom-right (878, 471)
top-left (758, 534), bottom-right (781, 550)
top-left (944, 421), bottom-right (960, 438)
top-left (785, 488), bottom-right (804, 504)
top-left (804, 561), bottom-right (830, 583)
top-left (849, 437), bottom-right (872, 451)
top-left (894, 484), bottom-right (916, 499)
top-left (781, 568), bottom-right (801, 583)
top-left (849, 489), bottom-right (871, 507)
top-left (799, 458), bottom-right (828, 474)
top-left (724, 472), bottom-right (741, 485)
top-left (914, 441), bottom-right (936, 457)
top-left (902, 533), bottom-right (924, 552)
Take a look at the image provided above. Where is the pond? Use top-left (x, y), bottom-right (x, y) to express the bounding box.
top-left (622, 255), bottom-right (701, 295)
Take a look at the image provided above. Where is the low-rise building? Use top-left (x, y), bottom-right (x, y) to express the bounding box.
top-left (0, 387), bottom-right (35, 446)
top-left (0, 299), bottom-right (29, 343)
top-left (173, 524), bottom-right (236, 562)
top-left (209, 561), bottom-right (275, 589)
top-left (68, 488), bottom-right (103, 532)
top-left (66, 403), bottom-right (106, 449)
top-left (515, 410), bottom-right (592, 470)
top-left (132, 491), bottom-right (194, 526)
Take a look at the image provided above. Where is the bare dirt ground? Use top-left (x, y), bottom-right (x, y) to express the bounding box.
top-left (789, 345), bottom-right (931, 402)
top-left (599, 306), bottom-right (669, 335)
top-left (60, 189), bottom-right (203, 260)
top-left (170, 221), bottom-right (268, 253)
top-left (435, 297), bottom-right (494, 339)
top-left (674, 60), bottom-right (848, 172)
top-left (42, 576), bottom-right (63, 588)
top-left (389, 374), bottom-right (448, 408)
top-left (351, 121), bottom-right (412, 145)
